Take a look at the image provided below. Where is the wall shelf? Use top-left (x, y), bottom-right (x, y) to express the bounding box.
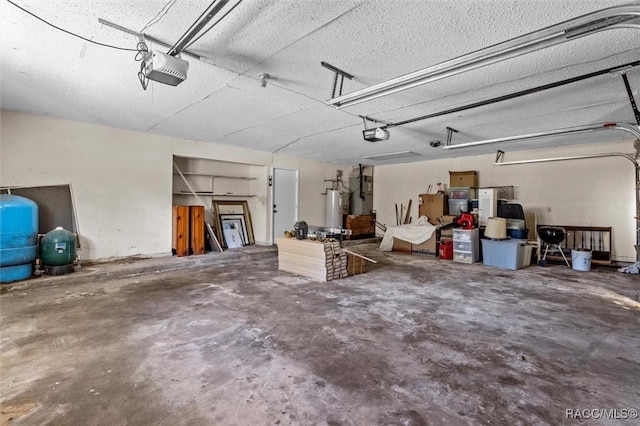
top-left (174, 192), bottom-right (257, 197)
top-left (172, 157), bottom-right (260, 202)
top-left (173, 172), bottom-right (257, 180)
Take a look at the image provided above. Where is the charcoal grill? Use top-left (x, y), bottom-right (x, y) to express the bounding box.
top-left (538, 226), bottom-right (570, 267)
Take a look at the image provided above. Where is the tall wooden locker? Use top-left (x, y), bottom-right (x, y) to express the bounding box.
top-left (172, 205), bottom-right (190, 257)
top-left (189, 205), bottom-right (205, 255)
top-left (172, 205), bottom-right (205, 257)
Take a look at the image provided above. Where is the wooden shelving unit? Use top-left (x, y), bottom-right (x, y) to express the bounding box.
top-left (173, 171), bottom-right (258, 199)
top-left (171, 156), bottom-right (267, 249)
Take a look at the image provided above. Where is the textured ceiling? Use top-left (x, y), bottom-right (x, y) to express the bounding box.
top-left (1, 0), bottom-right (639, 165)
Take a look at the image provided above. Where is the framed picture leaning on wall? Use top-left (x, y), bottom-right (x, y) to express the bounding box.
top-left (212, 200), bottom-right (255, 247)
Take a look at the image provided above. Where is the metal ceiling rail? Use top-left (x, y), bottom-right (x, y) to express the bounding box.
top-left (327, 4), bottom-right (640, 108)
top-left (381, 61), bottom-right (640, 129)
top-left (168, 0), bottom-right (230, 56)
top-left (494, 151), bottom-right (639, 168)
top-left (98, 18), bottom-right (201, 59)
top-left (443, 122), bottom-right (640, 150)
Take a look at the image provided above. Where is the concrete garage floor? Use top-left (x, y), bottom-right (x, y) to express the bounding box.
top-left (1, 244), bottom-right (639, 425)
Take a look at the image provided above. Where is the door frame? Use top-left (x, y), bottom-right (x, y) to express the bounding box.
top-left (270, 166), bottom-right (299, 244)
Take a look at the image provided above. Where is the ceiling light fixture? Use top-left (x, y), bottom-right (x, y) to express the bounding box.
top-left (326, 4), bottom-right (640, 108)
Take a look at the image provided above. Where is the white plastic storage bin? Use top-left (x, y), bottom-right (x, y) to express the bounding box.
top-left (449, 187), bottom-right (477, 199)
top-left (521, 244), bottom-right (533, 268)
top-left (448, 199), bottom-right (469, 215)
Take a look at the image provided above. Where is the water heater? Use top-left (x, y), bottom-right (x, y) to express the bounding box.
top-left (326, 190), bottom-right (343, 229)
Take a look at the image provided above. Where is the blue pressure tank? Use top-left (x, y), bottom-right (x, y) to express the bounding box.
top-left (0, 194), bottom-right (39, 283)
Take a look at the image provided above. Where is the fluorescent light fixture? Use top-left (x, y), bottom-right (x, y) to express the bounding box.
top-left (442, 123), bottom-right (640, 150)
top-left (327, 5), bottom-right (640, 108)
top-left (362, 151), bottom-right (422, 161)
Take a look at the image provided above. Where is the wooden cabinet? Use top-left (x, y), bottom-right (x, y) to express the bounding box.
top-left (172, 205), bottom-right (204, 257)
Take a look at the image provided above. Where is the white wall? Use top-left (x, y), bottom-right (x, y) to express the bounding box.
top-left (0, 111), bottom-right (350, 260)
top-left (374, 141), bottom-right (638, 262)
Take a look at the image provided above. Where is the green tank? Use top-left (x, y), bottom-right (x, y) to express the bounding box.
top-left (41, 226), bottom-right (77, 266)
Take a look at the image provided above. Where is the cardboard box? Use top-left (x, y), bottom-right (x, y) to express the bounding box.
top-left (344, 214), bottom-right (375, 240)
top-left (524, 212), bottom-right (537, 241)
top-left (412, 235), bottom-right (437, 254)
top-left (449, 171), bottom-right (478, 188)
top-left (392, 238), bottom-right (412, 253)
top-left (418, 194), bottom-right (448, 225)
top-left (439, 215), bottom-right (457, 238)
top-left (346, 254), bottom-right (366, 275)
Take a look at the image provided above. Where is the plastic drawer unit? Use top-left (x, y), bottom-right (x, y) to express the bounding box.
top-left (452, 228), bottom-right (479, 264)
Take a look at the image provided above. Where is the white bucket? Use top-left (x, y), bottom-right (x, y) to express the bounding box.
top-left (571, 249), bottom-right (592, 272)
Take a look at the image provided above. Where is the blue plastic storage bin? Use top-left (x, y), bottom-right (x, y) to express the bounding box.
top-left (507, 228), bottom-right (528, 239)
top-left (481, 239), bottom-right (526, 270)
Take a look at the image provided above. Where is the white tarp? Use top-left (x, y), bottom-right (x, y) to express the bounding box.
top-left (379, 216), bottom-right (437, 251)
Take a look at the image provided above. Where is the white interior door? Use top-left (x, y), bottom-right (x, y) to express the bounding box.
top-left (272, 168), bottom-right (298, 243)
